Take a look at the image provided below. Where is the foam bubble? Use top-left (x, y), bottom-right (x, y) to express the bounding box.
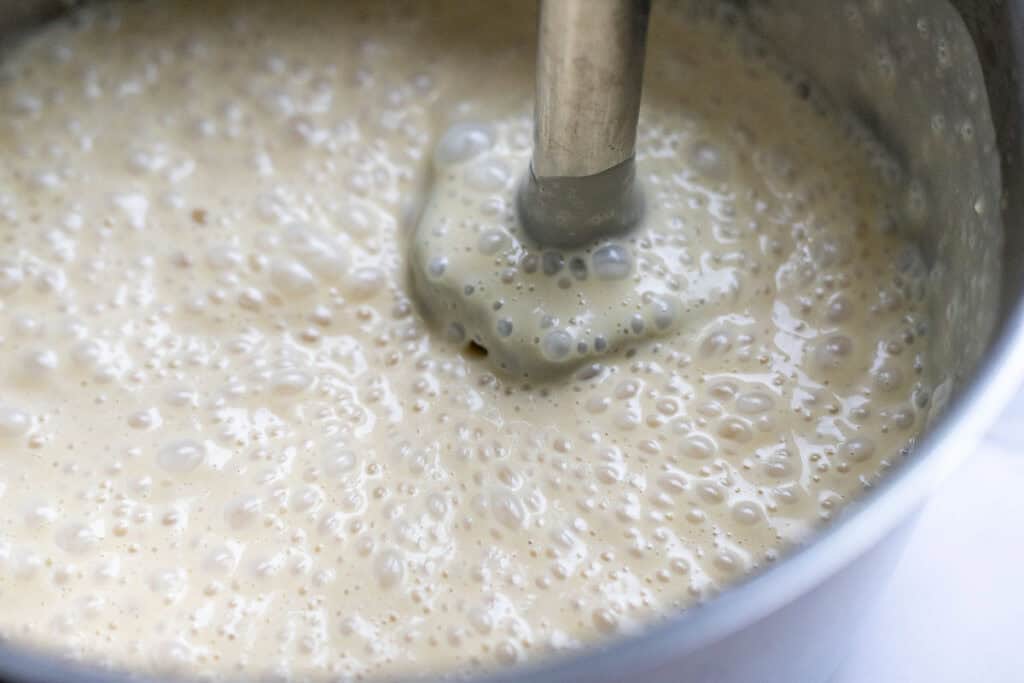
top-left (540, 329), bottom-right (574, 361)
top-left (270, 258), bottom-right (317, 295)
top-left (434, 122), bottom-right (495, 166)
top-left (464, 158), bottom-right (511, 193)
top-left (591, 244), bottom-right (633, 280)
top-left (157, 439), bottom-right (206, 473)
top-left (0, 405), bottom-right (31, 438)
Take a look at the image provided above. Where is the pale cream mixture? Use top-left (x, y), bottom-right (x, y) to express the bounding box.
top-left (0, 1), bottom-right (931, 680)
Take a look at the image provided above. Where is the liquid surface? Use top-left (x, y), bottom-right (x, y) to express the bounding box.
top-left (0, 1), bottom-right (931, 679)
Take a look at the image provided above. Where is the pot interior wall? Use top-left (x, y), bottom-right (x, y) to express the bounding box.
top-left (743, 0), bottom-right (1006, 429)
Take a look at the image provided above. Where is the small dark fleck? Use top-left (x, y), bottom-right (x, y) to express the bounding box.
top-left (464, 341), bottom-right (488, 359)
top-left (569, 257), bottom-right (588, 280)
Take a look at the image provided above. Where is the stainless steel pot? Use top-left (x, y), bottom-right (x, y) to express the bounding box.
top-left (0, 1), bottom-right (1021, 682)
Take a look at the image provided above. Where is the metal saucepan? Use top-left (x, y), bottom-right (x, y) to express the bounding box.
top-left (0, 1), bottom-right (1020, 682)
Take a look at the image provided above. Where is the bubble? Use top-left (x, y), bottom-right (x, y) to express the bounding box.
top-left (322, 445), bottom-right (359, 478)
top-left (592, 608), bottom-right (619, 634)
top-left (464, 159), bottom-right (510, 192)
top-left (689, 141), bottom-right (730, 180)
top-left (569, 256), bottom-right (588, 280)
top-left (812, 237), bottom-right (850, 268)
top-left (681, 433), bottom-right (717, 460)
top-left (700, 330), bottom-right (733, 356)
top-left (576, 363), bottom-right (603, 380)
top-left (709, 380), bottom-right (738, 400)
top-left (292, 485), bottom-right (324, 512)
top-left (427, 256), bottom-right (447, 279)
top-left (286, 225), bottom-right (348, 280)
top-left (496, 640), bottom-right (521, 665)
top-left (149, 568), bottom-right (188, 599)
top-left (163, 385), bottom-right (198, 408)
top-left (0, 260), bottom-right (24, 293)
top-left (24, 502), bottom-right (57, 527)
top-left (814, 334), bottom-right (853, 370)
top-left (150, 640), bottom-right (193, 674)
top-left (540, 329), bottom-right (574, 361)
top-left (736, 391), bottom-right (774, 414)
top-left (873, 363), bottom-right (904, 393)
top-left (434, 122), bottom-right (495, 166)
top-left (887, 406), bottom-right (916, 430)
top-left (657, 473), bottom-right (688, 495)
top-left (12, 314), bottom-right (42, 338)
top-left (22, 349), bottom-right (59, 378)
top-left (542, 251), bottom-right (565, 276)
top-left (614, 380), bottom-right (640, 400)
top-left (426, 493), bottom-right (448, 520)
top-left (225, 495), bottom-right (263, 530)
top-left (269, 368), bottom-right (314, 395)
top-left (468, 607), bottom-right (493, 635)
top-left (347, 266), bottom-right (385, 299)
top-left (591, 244), bottom-right (633, 280)
top-left (650, 296), bottom-right (677, 330)
top-left (206, 245), bottom-right (243, 270)
top-left (842, 437), bottom-right (876, 462)
top-left (204, 546), bottom-right (237, 574)
top-left (716, 417), bottom-right (752, 442)
top-left (128, 408), bottom-right (162, 430)
top-left (270, 258), bottom-right (316, 295)
top-left (826, 294), bottom-right (853, 323)
top-left (56, 522), bottom-right (102, 554)
top-left (478, 230), bottom-right (509, 255)
top-left (521, 253), bottom-right (539, 274)
top-left (374, 549), bottom-right (405, 588)
top-left (496, 318), bottom-right (513, 337)
top-left (762, 453), bottom-right (793, 478)
top-left (0, 405), bottom-right (31, 437)
top-left (713, 549), bottom-right (743, 574)
top-left (158, 439), bottom-right (206, 473)
top-left (696, 482), bottom-right (725, 504)
top-left (492, 491), bottom-right (527, 530)
top-left (237, 288), bottom-right (265, 311)
top-left (730, 501), bottom-right (762, 525)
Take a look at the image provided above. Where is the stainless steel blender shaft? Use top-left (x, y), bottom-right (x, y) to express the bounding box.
top-left (518, 0), bottom-right (651, 248)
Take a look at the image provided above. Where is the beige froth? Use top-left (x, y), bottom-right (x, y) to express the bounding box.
top-left (0, 1), bottom-right (930, 679)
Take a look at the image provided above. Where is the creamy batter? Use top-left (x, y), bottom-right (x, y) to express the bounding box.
top-left (0, 1), bottom-right (931, 679)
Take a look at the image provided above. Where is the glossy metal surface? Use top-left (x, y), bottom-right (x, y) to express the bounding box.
top-left (531, 0), bottom-right (649, 179)
top-left (0, 1), bottom-right (1021, 682)
top-left (519, 0), bottom-right (650, 248)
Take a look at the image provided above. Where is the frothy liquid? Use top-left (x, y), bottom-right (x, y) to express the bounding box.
top-left (0, 1), bottom-right (931, 679)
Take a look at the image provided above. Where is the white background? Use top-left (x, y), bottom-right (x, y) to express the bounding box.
top-left (831, 386), bottom-right (1024, 682)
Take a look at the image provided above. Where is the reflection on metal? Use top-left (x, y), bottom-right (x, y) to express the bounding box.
top-left (744, 0), bottom-right (1002, 426)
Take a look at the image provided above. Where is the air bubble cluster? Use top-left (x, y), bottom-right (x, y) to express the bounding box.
top-left (0, 0), bottom-right (931, 680)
